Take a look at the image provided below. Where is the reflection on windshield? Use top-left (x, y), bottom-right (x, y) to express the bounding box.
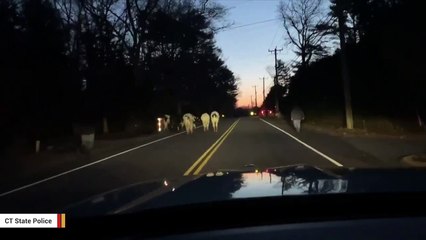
top-left (232, 172), bottom-right (282, 198)
top-left (232, 171), bottom-right (347, 199)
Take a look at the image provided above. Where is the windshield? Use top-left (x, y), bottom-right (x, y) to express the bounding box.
top-left (0, 0), bottom-right (425, 219)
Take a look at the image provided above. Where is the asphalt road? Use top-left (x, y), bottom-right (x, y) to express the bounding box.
top-left (0, 117), bottom-right (375, 213)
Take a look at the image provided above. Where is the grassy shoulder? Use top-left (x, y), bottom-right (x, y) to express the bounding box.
top-left (301, 109), bottom-right (426, 139)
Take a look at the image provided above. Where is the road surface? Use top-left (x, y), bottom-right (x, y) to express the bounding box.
top-left (0, 117), bottom-right (381, 212)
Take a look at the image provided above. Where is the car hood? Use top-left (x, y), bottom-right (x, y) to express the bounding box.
top-left (64, 165), bottom-right (426, 216)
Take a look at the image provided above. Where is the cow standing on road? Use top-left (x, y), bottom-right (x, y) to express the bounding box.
top-left (210, 111), bottom-right (220, 132)
top-left (201, 113), bottom-right (210, 132)
top-left (164, 114), bottom-right (170, 130)
top-left (183, 113), bottom-right (196, 134)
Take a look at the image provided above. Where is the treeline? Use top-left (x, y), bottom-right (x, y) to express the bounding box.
top-left (0, 0), bottom-right (237, 149)
top-left (265, 0), bottom-right (424, 130)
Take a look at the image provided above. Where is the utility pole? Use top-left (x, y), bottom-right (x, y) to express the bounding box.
top-left (253, 85), bottom-right (258, 108)
top-left (269, 47), bottom-right (283, 85)
top-left (336, 0), bottom-right (354, 129)
top-left (260, 77), bottom-right (265, 103)
top-left (268, 47), bottom-right (283, 114)
top-left (250, 95), bottom-right (253, 109)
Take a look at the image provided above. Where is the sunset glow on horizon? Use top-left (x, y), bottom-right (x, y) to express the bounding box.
top-left (214, 0), bottom-right (294, 109)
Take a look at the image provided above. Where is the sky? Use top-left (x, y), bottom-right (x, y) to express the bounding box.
top-left (214, 0), bottom-right (296, 108)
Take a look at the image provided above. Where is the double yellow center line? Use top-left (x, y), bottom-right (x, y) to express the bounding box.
top-left (184, 119), bottom-right (240, 176)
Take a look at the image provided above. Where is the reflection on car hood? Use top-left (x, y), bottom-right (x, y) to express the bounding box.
top-left (64, 165), bottom-right (426, 216)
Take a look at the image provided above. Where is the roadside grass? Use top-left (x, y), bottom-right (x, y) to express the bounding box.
top-left (302, 108), bottom-right (425, 136)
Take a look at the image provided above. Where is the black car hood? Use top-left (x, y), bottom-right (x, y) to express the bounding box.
top-left (64, 165), bottom-right (426, 216)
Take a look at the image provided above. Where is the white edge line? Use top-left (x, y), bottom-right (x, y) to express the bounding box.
top-left (0, 131), bottom-right (187, 197)
top-left (260, 118), bottom-right (344, 167)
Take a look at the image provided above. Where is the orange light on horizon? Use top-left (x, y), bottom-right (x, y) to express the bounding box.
top-left (237, 95), bottom-right (263, 108)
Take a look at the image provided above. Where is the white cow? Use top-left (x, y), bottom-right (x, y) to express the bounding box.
top-left (210, 111), bottom-right (220, 132)
top-left (200, 113), bottom-right (210, 132)
top-left (164, 114), bottom-right (170, 130)
top-left (182, 113), bottom-right (196, 134)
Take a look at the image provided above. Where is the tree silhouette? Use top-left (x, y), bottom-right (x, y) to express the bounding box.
top-left (278, 0), bottom-right (331, 70)
top-left (19, 0), bottom-right (69, 141)
top-left (277, 0), bottom-right (425, 130)
top-left (0, 0), bottom-right (238, 152)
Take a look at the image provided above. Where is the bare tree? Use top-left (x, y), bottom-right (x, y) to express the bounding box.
top-left (278, 0), bottom-right (330, 69)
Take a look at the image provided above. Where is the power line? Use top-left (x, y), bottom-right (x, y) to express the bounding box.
top-left (217, 18), bottom-right (280, 32)
top-left (269, 25), bottom-right (280, 49)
